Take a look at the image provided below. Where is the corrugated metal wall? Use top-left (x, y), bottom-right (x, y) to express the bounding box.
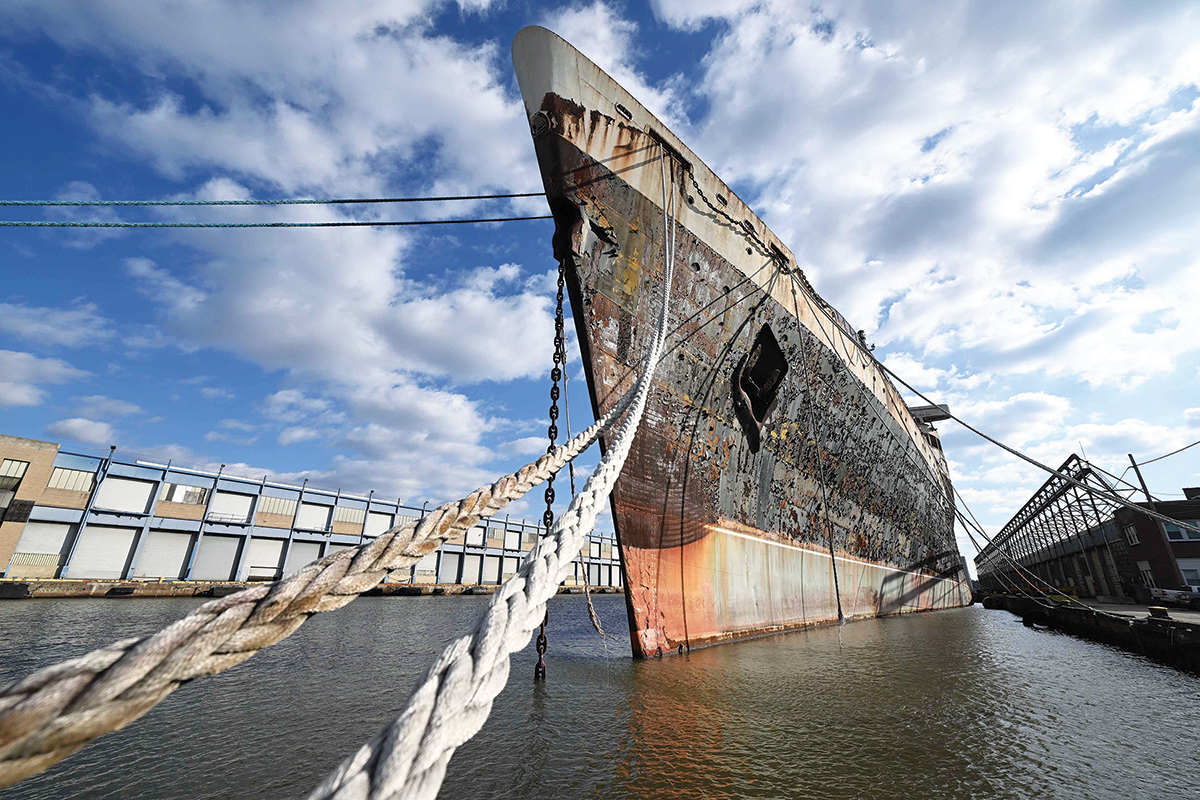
top-left (210, 492), bottom-right (253, 521)
top-left (93, 477), bottom-right (155, 514)
top-left (283, 541), bottom-right (321, 576)
top-left (14, 521), bottom-right (71, 554)
top-left (483, 555), bottom-right (501, 584)
top-left (65, 525), bottom-right (136, 579)
top-left (296, 503), bottom-right (330, 530)
top-left (191, 534), bottom-right (240, 581)
top-left (365, 512), bottom-right (393, 536)
top-left (245, 538), bottom-right (284, 579)
top-left (134, 531), bottom-right (191, 579)
top-left (438, 552), bottom-right (461, 583)
top-left (461, 553), bottom-right (482, 584)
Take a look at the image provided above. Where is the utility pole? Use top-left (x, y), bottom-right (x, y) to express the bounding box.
top-left (1128, 453), bottom-right (1156, 510)
top-left (1128, 453), bottom-right (1185, 588)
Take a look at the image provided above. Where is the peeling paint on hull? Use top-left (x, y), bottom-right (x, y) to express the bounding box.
top-left (513, 27), bottom-right (972, 658)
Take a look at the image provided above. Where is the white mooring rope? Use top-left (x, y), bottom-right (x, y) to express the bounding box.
top-left (0, 149), bottom-right (680, 795)
top-left (306, 151), bottom-right (679, 800)
top-left (0, 390), bottom-right (635, 787)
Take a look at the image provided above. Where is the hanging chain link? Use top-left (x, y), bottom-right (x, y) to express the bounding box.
top-left (533, 612), bottom-right (548, 680)
top-left (535, 260), bottom-right (568, 681)
top-left (544, 261), bottom-right (566, 527)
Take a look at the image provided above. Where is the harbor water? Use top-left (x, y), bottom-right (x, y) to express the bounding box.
top-left (1, 595), bottom-right (1197, 799)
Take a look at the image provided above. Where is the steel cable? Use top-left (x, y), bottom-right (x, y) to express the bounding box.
top-left (305, 147), bottom-right (680, 800)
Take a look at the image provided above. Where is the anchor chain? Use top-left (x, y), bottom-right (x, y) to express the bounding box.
top-left (536, 259), bottom-right (568, 679)
top-left (544, 261), bottom-right (567, 527)
top-left (534, 611), bottom-right (549, 680)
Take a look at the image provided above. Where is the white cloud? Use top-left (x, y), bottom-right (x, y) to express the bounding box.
top-left (498, 436), bottom-right (549, 457)
top-left (205, 419), bottom-right (259, 443)
top-left (200, 386), bottom-right (235, 400)
top-left (0, 350), bottom-right (88, 407)
top-left (46, 181), bottom-right (128, 248)
top-left (541, 1), bottom-right (688, 127)
top-left (125, 257), bottom-right (206, 315)
top-left (47, 417), bottom-right (115, 446)
top-left (115, 441), bottom-right (282, 482)
top-left (205, 429), bottom-right (258, 446)
top-left (264, 390), bottom-right (329, 423)
top-left (278, 426), bottom-right (322, 446)
top-left (0, 301), bottom-right (112, 347)
top-left (9, 0), bottom-right (1196, 529)
top-left (72, 395), bottom-right (143, 418)
top-left (5, 1), bottom-right (538, 197)
top-left (649, 0), bottom-right (759, 31)
top-left (0, 1), bottom-right (564, 504)
top-left (114, 229), bottom-right (558, 388)
top-left (380, 265), bottom-right (556, 382)
top-left (653, 0), bottom-right (1200, 389)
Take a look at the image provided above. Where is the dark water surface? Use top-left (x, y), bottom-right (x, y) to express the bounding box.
top-left (1, 596), bottom-right (1197, 799)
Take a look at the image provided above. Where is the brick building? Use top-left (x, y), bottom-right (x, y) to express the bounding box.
top-left (1114, 489), bottom-right (1200, 593)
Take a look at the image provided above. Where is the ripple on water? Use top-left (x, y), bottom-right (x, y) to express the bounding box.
top-left (1, 598), bottom-right (1198, 800)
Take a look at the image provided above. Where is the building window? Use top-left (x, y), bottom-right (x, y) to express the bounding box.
top-left (332, 505), bottom-right (366, 525)
top-left (0, 460), bottom-right (30, 509)
top-left (1163, 521), bottom-right (1200, 541)
top-left (1140, 568), bottom-right (1156, 588)
top-left (47, 466), bottom-right (95, 493)
top-left (0, 459), bottom-right (29, 484)
top-left (1123, 524), bottom-right (1140, 546)
top-left (160, 482), bottom-right (209, 505)
top-left (1182, 568), bottom-right (1200, 587)
top-left (258, 496), bottom-right (298, 517)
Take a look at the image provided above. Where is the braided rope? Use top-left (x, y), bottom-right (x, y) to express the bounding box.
top-left (0, 388), bottom-right (634, 789)
top-left (306, 150), bottom-right (680, 800)
top-left (0, 216), bottom-right (552, 229)
top-left (1, 192), bottom-right (545, 206)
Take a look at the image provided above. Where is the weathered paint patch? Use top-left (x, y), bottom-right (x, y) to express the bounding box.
top-left (529, 91), bottom-right (970, 658)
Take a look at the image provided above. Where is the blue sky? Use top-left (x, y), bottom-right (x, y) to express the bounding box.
top-left (2, 1), bottom-right (1199, 563)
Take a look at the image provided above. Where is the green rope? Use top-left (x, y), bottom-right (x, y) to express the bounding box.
top-left (0, 192), bottom-right (545, 207)
top-left (0, 215), bottom-right (552, 229)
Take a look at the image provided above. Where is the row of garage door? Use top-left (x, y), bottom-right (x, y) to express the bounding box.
top-left (434, 551), bottom-right (621, 587)
top-left (14, 521), bottom-right (339, 581)
top-left (13, 521), bottom-right (623, 585)
top-left (86, 475), bottom-right (402, 533)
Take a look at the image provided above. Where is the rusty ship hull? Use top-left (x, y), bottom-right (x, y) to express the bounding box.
top-left (513, 27), bottom-right (972, 658)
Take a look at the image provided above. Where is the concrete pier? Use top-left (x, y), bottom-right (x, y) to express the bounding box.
top-left (0, 577), bottom-right (623, 600)
top-left (982, 593), bottom-right (1200, 673)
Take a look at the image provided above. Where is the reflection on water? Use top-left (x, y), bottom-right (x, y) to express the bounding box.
top-left (2, 596), bottom-right (1198, 799)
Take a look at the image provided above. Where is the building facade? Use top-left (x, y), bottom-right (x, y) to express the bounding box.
top-left (0, 433), bottom-right (623, 589)
top-left (974, 454), bottom-right (1137, 599)
top-left (975, 452), bottom-right (1200, 600)
top-left (1114, 491), bottom-right (1200, 593)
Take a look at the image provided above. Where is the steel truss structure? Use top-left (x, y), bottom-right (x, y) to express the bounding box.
top-left (975, 455), bottom-right (1138, 596)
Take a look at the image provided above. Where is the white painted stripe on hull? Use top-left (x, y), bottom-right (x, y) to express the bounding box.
top-left (710, 524), bottom-right (966, 585)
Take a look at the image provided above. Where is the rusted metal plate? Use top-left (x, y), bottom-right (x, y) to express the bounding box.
top-left (514, 27), bottom-right (972, 658)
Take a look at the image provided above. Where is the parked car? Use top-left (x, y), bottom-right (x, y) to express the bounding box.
top-left (1149, 586), bottom-right (1200, 608)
